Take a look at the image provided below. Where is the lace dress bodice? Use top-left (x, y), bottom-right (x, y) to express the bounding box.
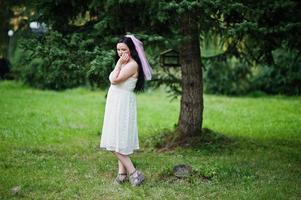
top-left (109, 72), bottom-right (138, 92)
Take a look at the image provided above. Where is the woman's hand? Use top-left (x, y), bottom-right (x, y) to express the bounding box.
top-left (118, 53), bottom-right (130, 65)
top-left (113, 53), bottom-right (130, 80)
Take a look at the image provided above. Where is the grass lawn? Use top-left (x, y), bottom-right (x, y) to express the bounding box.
top-left (0, 80), bottom-right (300, 200)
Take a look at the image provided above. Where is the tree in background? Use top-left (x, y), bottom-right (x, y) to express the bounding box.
top-left (6, 0), bottom-right (301, 143)
top-left (203, 0), bottom-right (301, 95)
top-left (0, 0), bottom-right (11, 59)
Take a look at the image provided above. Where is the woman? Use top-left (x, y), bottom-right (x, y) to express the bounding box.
top-left (100, 35), bottom-right (152, 186)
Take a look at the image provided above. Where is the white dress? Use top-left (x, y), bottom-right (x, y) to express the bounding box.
top-left (100, 72), bottom-right (139, 155)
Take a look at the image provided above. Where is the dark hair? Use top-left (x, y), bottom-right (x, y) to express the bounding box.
top-left (116, 36), bottom-right (145, 92)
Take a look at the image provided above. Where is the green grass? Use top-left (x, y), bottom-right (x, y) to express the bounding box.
top-left (0, 80), bottom-right (300, 200)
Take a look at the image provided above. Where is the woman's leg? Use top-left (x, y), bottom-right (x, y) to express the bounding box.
top-left (118, 160), bottom-right (127, 174)
top-left (112, 151), bottom-right (145, 186)
top-left (113, 153), bottom-right (128, 184)
top-left (113, 152), bottom-right (136, 175)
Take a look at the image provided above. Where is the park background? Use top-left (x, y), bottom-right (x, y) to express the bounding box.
top-left (1, 0), bottom-right (300, 199)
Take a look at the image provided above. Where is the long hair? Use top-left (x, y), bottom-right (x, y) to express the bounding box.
top-left (116, 36), bottom-right (145, 92)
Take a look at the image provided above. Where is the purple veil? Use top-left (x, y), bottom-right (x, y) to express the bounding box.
top-left (126, 34), bottom-right (152, 80)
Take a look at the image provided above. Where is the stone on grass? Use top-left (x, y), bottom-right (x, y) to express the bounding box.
top-left (173, 164), bottom-right (192, 178)
top-left (11, 186), bottom-right (21, 195)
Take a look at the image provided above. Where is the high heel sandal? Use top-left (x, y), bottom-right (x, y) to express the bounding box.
top-left (129, 170), bottom-right (145, 186)
top-left (114, 173), bottom-right (128, 185)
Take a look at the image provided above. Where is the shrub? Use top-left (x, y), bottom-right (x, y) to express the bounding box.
top-left (12, 31), bottom-right (114, 90)
top-left (203, 55), bottom-right (252, 95)
top-left (87, 47), bottom-right (115, 89)
top-left (203, 47), bottom-right (301, 96)
top-left (251, 48), bottom-right (301, 95)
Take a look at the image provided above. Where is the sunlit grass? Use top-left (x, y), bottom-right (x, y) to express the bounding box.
top-left (0, 81), bottom-right (300, 199)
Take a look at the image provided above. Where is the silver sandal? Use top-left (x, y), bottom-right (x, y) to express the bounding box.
top-left (129, 170), bottom-right (145, 186)
top-left (114, 173), bottom-right (128, 184)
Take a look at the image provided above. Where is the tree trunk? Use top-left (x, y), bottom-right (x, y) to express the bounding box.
top-left (0, 0), bottom-right (10, 58)
top-left (178, 11), bottom-right (204, 137)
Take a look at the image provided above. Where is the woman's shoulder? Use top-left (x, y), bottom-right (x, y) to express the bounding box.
top-left (123, 59), bottom-right (138, 69)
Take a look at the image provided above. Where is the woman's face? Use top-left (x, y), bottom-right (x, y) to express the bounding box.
top-left (117, 43), bottom-right (130, 57)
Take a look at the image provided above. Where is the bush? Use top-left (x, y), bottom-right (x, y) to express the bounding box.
top-left (11, 31), bottom-right (114, 90)
top-left (0, 58), bottom-right (11, 80)
top-left (87, 47), bottom-right (115, 89)
top-left (203, 47), bottom-right (301, 96)
top-left (204, 55), bottom-right (252, 95)
top-left (251, 48), bottom-right (301, 95)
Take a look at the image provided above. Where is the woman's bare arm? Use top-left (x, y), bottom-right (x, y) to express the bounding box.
top-left (109, 63), bottom-right (122, 82)
top-left (110, 62), bottom-right (138, 85)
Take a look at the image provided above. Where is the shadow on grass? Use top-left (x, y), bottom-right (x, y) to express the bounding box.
top-left (142, 128), bottom-right (301, 186)
top-left (142, 127), bottom-right (301, 158)
top-left (143, 127), bottom-right (237, 153)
